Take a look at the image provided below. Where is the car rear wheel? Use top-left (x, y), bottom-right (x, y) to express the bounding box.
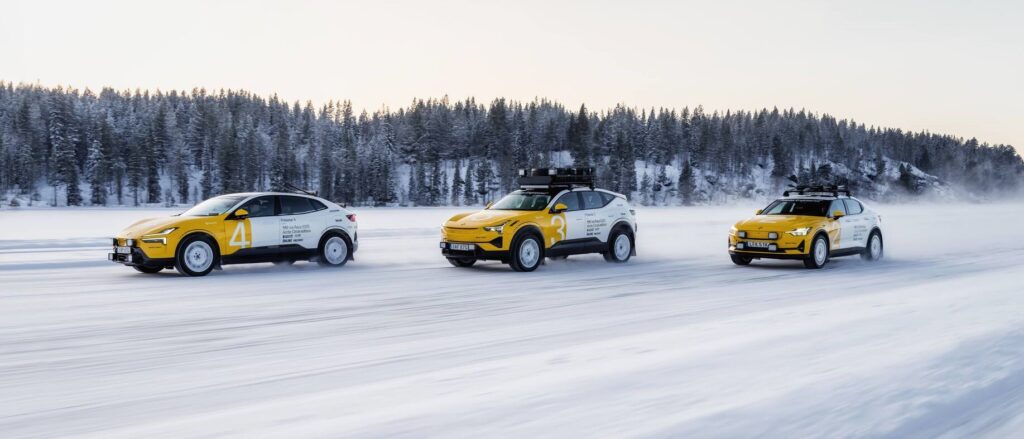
top-left (730, 254), bottom-right (752, 266)
top-left (861, 231), bottom-right (883, 262)
top-left (133, 265), bottom-right (163, 274)
top-left (803, 235), bottom-right (829, 269)
top-left (318, 234), bottom-right (351, 267)
top-left (603, 229), bottom-right (633, 263)
top-left (175, 235), bottom-right (218, 277)
top-left (447, 257), bottom-right (476, 267)
top-left (510, 232), bottom-right (543, 272)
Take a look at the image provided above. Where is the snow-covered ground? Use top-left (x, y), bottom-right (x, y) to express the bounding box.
top-left (1, 203), bottom-right (1024, 438)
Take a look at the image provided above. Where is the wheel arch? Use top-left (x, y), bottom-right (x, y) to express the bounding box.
top-left (318, 228), bottom-right (354, 261)
top-left (608, 220), bottom-right (637, 256)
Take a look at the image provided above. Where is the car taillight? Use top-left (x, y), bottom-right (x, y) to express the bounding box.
top-left (346, 214), bottom-right (357, 223)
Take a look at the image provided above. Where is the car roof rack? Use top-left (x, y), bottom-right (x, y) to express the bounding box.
top-left (282, 182), bottom-right (319, 197)
top-left (783, 185), bottom-right (851, 198)
top-left (518, 168), bottom-right (595, 189)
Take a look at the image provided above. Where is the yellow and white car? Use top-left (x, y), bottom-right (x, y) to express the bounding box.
top-left (109, 192), bottom-right (358, 276)
top-left (441, 168), bottom-right (637, 272)
top-left (728, 186), bottom-right (883, 269)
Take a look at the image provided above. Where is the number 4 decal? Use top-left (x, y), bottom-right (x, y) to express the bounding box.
top-left (229, 222), bottom-right (251, 248)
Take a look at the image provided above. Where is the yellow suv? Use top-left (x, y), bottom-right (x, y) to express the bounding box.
top-left (728, 186), bottom-right (884, 269)
top-left (109, 192), bottom-right (358, 276)
top-left (441, 168), bottom-right (637, 271)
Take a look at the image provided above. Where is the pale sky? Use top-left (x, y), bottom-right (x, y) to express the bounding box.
top-left (2, 0), bottom-right (1021, 152)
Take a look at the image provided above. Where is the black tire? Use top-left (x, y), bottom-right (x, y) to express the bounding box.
top-left (509, 231), bottom-right (543, 272)
top-left (447, 257), bottom-right (476, 267)
top-left (603, 228), bottom-right (633, 263)
top-left (174, 234), bottom-right (218, 277)
top-left (730, 254), bottom-right (752, 266)
top-left (317, 232), bottom-right (352, 267)
top-left (803, 234), bottom-right (830, 269)
top-left (861, 230), bottom-right (884, 262)
top-left (133, 265), bottom-right (163, 274)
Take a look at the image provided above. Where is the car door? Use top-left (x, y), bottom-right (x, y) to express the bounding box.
top-left (227, 195), bottom-right (279, 253)
top-left (553, 191), bottom-right (585, 244)
top-left (829, 199), bottom-right (854, 250)
top-left (278, 195), bottom-right (319, 250)
top-left (842, 199), bottom-right (870, 248)
top-left (580, 190), bottom-right (613, 242)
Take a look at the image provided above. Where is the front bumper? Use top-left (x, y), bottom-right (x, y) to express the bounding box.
top-left (108, 238), bottom-right (173, 268)
top-left (728, 235), bottom-right (809, 260)
top-left (440, 241), bottom-right (509, 262)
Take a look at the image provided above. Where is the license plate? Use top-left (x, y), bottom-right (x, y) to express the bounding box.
top-left (115, 246), bottom-right (132, 254)
top-left (745, 241), bottom-right (771, 249)
top-left (449, 243), bottom-right (475, 251)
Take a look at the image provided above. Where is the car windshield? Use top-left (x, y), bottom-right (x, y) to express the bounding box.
top-left (761, 199), bottom-right (832, 217)
top-left (181, 195), bottom-right (248, 216)
top-left (490, 191), bottom-right (552, 211)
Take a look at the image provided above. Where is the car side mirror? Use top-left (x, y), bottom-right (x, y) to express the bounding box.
top-left (755, 209), bottom-right (763, 215)
top-left (485, 201), bottom-right (494, 209)
top-left (832, 210), bottom-right (845, 219)
top-left (551, 203), bottom-right (569, 214)
top-left (232, 208), bottom-right (249, 220)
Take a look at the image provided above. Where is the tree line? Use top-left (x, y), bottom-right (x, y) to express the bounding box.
top-left (0, 81), bottom-right (1021, 207)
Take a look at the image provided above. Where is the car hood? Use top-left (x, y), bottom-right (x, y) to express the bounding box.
top-left (444, 210), bottom-right (534, 228)
top-left (734, 215), bottom-right (823, 231)
top-left (118, 215), bottom-right (208, 238)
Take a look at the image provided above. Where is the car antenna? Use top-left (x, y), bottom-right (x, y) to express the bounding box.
top-left (283, 182), bottom-right (318, 197)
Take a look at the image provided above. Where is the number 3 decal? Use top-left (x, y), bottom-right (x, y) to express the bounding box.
top-left (229, 221), bottom-right (251, 248)
top-left (550, 216), bottom-right (566, 246)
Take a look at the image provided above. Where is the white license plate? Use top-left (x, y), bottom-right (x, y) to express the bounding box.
top-left (449, 243), bottom-right (475, 251)
top-left (115, 246), bottom-right (132, 254)
top-left (745, 241), bottom-right (771, 249)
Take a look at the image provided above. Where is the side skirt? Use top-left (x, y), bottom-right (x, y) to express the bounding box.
top-left (547, 238), bottom-right (606, 257)
top-left (829, 247), bottom-right (865, 258)
top-left (221, 245), bottom-right (318, 265)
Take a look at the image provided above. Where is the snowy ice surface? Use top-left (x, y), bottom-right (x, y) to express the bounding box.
top-left (1, 203), bottom-right (1023, 438)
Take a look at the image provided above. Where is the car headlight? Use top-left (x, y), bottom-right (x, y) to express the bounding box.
top-left (483, 222), bottom-right (507, 234)
top-left (141, 237), bottom-right (167, 244)
top-left (738, 231), bottom-right (747, 238)
top-left (153, 227), bottom-right (177, 235)
top-left (787, 227), bottom-right (812, 236)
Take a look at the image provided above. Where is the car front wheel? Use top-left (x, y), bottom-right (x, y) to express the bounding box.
top-left (447, 257), bottom-right (476, 267)
top-left (175, 235), bottom-right (218, 277)
top-left (803, 235), bottom-right (829, 269)
top-left (509, 232), bottom-right (543, 272)
top-left (730, 254), bottom-right (752, 266)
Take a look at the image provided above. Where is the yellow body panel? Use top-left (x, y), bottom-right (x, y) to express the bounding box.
top-left (728, 214), bottom-right (841, 256)
top-left (116, 214), bottom-right (252, 260)
top-left (442, 208), bottom-right (567, 252)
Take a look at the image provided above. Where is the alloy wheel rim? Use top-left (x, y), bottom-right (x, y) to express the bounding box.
top-left (871, 236), bottom-right (881, 259)
top-left (814, 239), bottom-right (827, 265)
top-left (325, 237), bottom-right (347, 265)
top-left (520, 238), bottom-right (540, 268)
top-left (185, 241), bottom-right (213, 272)
top-left (614, 234), bottom-right (630, 260)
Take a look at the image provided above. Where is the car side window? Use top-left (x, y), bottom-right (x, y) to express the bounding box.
top-left (309, 199), bottom-right (327, 211)
top-left (280, 196), bottom-right (316, 215)
top-left (829, 200), bottom-right (847, 217)
top-left (843, 199), bottom-right (863, 215)
top-left (581, 191), bottom-right (606, 210)
top-left (555, 192), bottom-right (581, 212)
top-left (600, 192), bottom-right (617, 205)
top-left (238, 196), bottom-right (276, 217)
